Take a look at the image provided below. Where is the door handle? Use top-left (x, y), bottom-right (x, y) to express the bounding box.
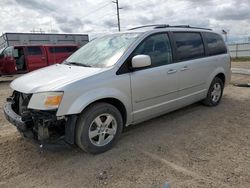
top-left (167, 69), bottom-right (177, 74)
top-left (41, 56), bottom-right (46, 60)
top-left (181, 66), bottom-right (189, 71)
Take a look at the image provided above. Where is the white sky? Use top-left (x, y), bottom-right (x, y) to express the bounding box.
top-left (1, 0), bottom-right (250, 42)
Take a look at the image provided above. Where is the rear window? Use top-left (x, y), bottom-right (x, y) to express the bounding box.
top-left (174, 32), bottom-right (205, 61)
top-left (49, 46), bottom-right (77, 53)
top-left (27, 47), bottom-right (42, 55)
top-left (205, 33), bottom-right (227, 56)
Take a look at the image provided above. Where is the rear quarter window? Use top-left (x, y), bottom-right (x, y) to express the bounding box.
top-left (174, 32), bottom-right (205, 61)
top-left (204, 33), bottom-right (227, 56)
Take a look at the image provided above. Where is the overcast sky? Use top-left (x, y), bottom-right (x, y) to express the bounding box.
top-left (1, 0), bottom-right (250, 42)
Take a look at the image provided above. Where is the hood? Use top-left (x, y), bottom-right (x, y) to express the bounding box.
top-left (10, 64), bottom-right (103, 93)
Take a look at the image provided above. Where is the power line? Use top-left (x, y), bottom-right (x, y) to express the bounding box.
top-left (127, 0), bottom-right (150, 8)
top-left (82, 2), bottom-right (112, 18)
top-left (94, 11), bottom-right (116, 20)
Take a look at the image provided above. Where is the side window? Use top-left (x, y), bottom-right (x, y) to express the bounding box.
top-left (49, 46), bottom-right (77, 53)
top-left (133, 33), bottom-right (172, 67)
top-left (27, 46), bottom-right (42, 55)
top-left (174, 32), bottom-right (205, 61)
top-left (205, 33), bottom-right (227, 56)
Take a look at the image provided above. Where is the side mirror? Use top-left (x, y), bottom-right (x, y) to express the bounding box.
top-left (132, 55), bottom-right (151, 68)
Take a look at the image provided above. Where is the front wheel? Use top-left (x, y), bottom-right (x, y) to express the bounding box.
top-left (76, 102), bottom-right (123, 154)
top-left (203, 77), bottom-right (224, 106)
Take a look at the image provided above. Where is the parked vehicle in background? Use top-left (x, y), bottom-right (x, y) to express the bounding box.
top-left (0, 32), bottom-right (89, 76)
top-left (4, 25), bottom-right (231, 154)
top-left (0, 45), bottom-right (78, 75)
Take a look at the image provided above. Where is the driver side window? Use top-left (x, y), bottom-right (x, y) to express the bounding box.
top-left (133, 33), bottom-right (172, 67)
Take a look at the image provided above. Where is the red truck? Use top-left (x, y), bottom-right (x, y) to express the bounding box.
top-left (0, 45), bottom-right (78, 76)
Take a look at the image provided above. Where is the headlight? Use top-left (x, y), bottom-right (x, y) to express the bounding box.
top-left (28, 92), bottom-right (63, 110)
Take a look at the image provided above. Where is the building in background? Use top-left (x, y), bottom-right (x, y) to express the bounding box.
top-left (0, 32), bottom-right (89, 50)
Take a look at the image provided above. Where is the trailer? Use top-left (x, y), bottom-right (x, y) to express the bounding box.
top-left (0, 32), bottom-right (89, 50)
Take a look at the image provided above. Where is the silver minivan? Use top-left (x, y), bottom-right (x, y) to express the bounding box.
top-left (4, 25), bottom-right (231, 154)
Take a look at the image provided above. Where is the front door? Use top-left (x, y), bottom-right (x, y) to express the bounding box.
top-left (25, 46), bottom-right (47, 71)
top-left (130, 33), bottom-right (180, 122)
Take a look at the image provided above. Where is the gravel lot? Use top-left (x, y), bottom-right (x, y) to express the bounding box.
top-left (0, 62), bottom-right (250, 188)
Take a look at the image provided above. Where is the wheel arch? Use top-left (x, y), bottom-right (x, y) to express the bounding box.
top-left (206, 68), bottom-right (226, 89)
top-left (84, 97), bottom-right (128, 126)
top-left (64, 97), bottom-right (128, 145)
top-left (215, 72), bottom-right (225, 85)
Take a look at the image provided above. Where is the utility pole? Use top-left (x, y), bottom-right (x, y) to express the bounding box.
top-left (112, 0), bottom-right (121, 31)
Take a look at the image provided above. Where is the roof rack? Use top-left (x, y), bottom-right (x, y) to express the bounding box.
top-left (129, 24), bottom-right (212, 31)
top-left (129, 24), bottom-right (169, 30)
top-left (170, 25), bottom-right (212, 30)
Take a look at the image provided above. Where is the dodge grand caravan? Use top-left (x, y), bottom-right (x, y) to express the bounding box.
top-left (4, 25), bottom-right (231, 154)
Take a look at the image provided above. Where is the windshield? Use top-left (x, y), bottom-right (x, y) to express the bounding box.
top-left (65, 33), bottom-right (140, 68)
top-left (3, 46), bottom-right (13, 56)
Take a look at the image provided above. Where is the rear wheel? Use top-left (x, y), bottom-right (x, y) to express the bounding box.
top-left (76, 102), bottom-right (123, 154)
top-left (203, 77), bottom-right (224, 106)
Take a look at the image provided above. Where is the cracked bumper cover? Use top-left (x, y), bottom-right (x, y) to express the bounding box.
top-left (4, 102), bottom-right (31, 131)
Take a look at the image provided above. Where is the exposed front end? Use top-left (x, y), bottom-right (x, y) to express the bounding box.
top-left (4, 91), bottom-right (77, 147)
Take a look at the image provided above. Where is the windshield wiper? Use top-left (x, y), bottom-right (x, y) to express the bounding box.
top-left (64, 61), bottom-right (92, 67)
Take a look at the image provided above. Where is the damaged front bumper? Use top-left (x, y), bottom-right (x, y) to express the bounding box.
top-left (4, 102), bottom-right (30, 131)
top-left (4, 95), bottom-right (77, 149)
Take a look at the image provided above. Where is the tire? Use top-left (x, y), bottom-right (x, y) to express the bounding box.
top-left (203, 77), bottom-right (224, 106)
top-left (76, 102), bottom-right (123, 154)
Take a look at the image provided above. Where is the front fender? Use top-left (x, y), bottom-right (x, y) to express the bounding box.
top-left (56, 87), bottom-right (132, 124)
